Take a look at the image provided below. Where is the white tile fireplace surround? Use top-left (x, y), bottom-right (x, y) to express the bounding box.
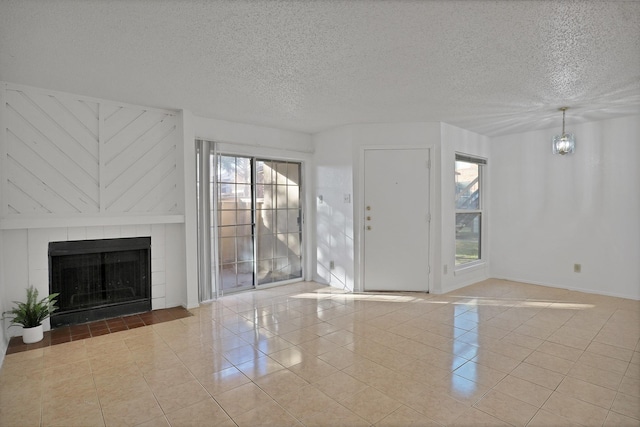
top-left (2, 223), bottom-right (187, 333)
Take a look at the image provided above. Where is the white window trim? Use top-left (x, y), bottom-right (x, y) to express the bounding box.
top-left (454, 153), bottom-right (486, 271)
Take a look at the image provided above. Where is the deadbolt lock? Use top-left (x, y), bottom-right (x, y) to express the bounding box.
top-left (366, 216), bottom-right (371, 221)
top-left (366, 206), bottom-right (371, 211)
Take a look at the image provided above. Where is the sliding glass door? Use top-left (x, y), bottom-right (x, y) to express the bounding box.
top-left (218, 155), bottom-right (255, 292)
top-left (255, 160), bottom-right (302, 285)
top-left (203, 150), bottom-right (303, 295)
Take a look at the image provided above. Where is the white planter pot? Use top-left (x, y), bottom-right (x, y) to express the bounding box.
top-left (22, 324), bottom-right (44, 344)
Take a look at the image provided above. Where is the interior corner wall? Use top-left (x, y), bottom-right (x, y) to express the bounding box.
top-left (179, 109), bottom-right (199, 309)
top-left (489, 115), bottom-right (640, 300)
top-left (165, 223), bottom-right (188, 308)
top-left (313, 126), bottom-right (355, 290)
top-left (313, 123), bottom-right (443, 293)
top-left (350, 123), bottom-right (442, 293)
top-left (439, 123), bottom-right (491, 293)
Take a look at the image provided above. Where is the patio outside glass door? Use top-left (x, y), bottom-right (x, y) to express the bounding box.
top-left (218, 155), bottom-right (254, 292)
top-left (255, 160), bottom-right (302, 285)
top-left (216, 155), bottom-right (302, 293)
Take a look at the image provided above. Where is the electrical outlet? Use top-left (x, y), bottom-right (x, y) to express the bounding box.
top-left (574, 263), bottom-right (581, 273)
top-left (330, 261), bottom-right (335, 270)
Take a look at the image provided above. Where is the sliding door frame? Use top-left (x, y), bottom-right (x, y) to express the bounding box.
top-left (197, 139), bottom-right (311, 298)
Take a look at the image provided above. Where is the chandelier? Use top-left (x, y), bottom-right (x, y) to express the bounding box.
top-left (552, 107), bottom-right (575, 155)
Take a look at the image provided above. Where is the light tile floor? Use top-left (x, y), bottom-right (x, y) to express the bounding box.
top-left (1, 279), bottom-right (639, 426)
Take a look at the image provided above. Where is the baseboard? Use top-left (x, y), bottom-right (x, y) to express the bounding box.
top-left (312, 274), bottom-right (330, 286)
top-left (438, 279), bottom-right (481, 295)
top-left (492, 275), bottom-right (640, 301)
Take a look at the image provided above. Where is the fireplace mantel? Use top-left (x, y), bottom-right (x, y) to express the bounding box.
top-left (0, 214), bottom-right (184, 230)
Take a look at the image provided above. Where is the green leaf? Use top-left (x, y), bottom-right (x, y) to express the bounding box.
top-left (2, 286), bottom-right (60, 328)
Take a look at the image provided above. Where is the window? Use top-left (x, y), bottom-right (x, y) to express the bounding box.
top-left (455, 154), bottom-right (485, 266)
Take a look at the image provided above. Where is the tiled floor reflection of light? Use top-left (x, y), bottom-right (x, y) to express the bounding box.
top-left (451, 297), bottom-right (595, 310)
top-left (452, 341), bottom-right (481, 360)
top-left (292, 292), bottom-right (440, 304)
top-left (455, 361), bottom-right (479, 383)
top-left (1, 279), bottom-right (638, 426)
top-left (450, 373), bottom-right (482, 397)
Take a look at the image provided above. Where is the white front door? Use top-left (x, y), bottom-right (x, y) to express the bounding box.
top-left (363, 148), bottom-right (430, 292)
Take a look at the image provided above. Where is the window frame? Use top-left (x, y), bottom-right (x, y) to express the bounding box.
top-left (454, 153), bottom-right (486, 269)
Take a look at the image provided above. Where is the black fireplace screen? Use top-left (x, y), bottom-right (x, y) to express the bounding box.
top-left (49, 237), bottom-right (151, 327)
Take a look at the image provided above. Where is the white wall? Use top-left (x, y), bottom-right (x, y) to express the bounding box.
top-left (165, 223), bottom-right (187, 307)
top-left (490, 115), bottom-right (640, 300)
top-left (179, 109), bottom-right (198, 308)
top-left (194, 116), bottom-right (313, 153)
top-left (351, 123), bottom-right (442, 293)
top-left (313, 122), bottom-right (446, 293)
top-left (1, 229), bottom-right (29, 342)
top-left (313, 126), bottom-right (355, 290)
top-left (439, 123), bottom-right (491, 293)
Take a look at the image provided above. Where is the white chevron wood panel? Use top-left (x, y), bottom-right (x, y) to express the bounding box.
top-left (7, 154), bottom-right (82, 213)
top-left (5, 88), bottom-right (100, 213)
top-left (6, 90), bottom-right (99, 168)
top-left (105, 147), bottom-right (178, 213)
top-left (2, 84), bottom-right (181, 219)
top-left (103, 111), bottom-right (176, 182)
top-left (7, 130), bottom-right (99, 213)
top-left (102, 106), bottom-right (146, 144)
top-left (102, 108), bottom-right (179, 213)
top-left (6, 110), bottom-right (99, 200)
top-left (7, 179), bottom-right (49, 214)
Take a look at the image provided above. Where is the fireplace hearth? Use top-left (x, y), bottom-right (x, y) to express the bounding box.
top-left (48, 237), bottom-right (151, 327)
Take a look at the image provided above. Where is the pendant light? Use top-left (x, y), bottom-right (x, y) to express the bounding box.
top-left (552, 107), bottom-right (575, 155)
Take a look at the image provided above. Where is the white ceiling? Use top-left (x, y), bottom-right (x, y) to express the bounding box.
top-left (1, 0), bottom-right (639, 137)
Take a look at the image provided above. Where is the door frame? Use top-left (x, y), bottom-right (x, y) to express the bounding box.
top-left (355, 145), bottom-right (435, 293)
top-left (205, 144), bottom-right (312, 297)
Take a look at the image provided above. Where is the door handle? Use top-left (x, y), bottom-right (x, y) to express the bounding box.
top-left (366, 226), bottom-right (372, 231)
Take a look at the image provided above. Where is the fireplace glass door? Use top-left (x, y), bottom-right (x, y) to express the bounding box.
top-left (49, 237), bottom-right (151, 326)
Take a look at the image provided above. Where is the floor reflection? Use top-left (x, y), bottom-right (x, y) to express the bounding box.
top-left (1, 279), bottom-right (637, 427)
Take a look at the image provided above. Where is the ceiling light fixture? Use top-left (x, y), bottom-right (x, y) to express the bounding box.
top-left (552, 107), bottom-right (575, 155)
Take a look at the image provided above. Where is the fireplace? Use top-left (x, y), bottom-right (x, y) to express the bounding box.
top-left (48, 237), bottom-right (151, 327)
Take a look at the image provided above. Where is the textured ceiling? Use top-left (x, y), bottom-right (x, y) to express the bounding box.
top-left (1, 0), bottom-right (639, 137)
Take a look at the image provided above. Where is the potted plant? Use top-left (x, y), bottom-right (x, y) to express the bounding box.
top-left (3, 286), bottom-right (59, 344)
